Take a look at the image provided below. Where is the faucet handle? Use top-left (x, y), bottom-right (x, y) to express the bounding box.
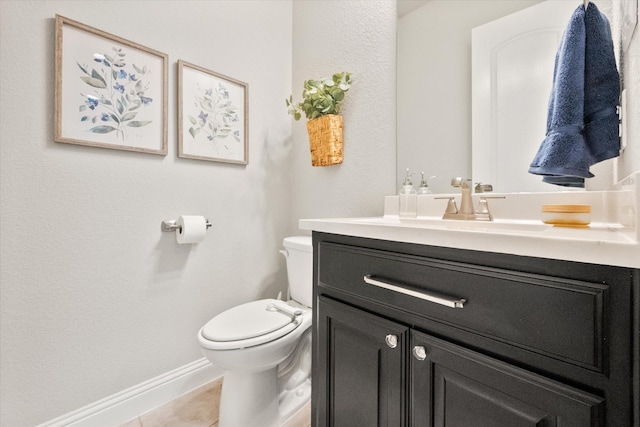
top-left (476, 198), bottom-right (491, 215)
top-left (450, 177), bottom-right (472, 188)
top-left (475, 196), bottom-right (506, 219)
top-left (479, 195), bottom-right (506, 200)
top-left (435, 197), bottom-right (459, 214)
top-left (445, 197), bottom-right (458, 214)
top-left (474, 183), bottom-right (493, 193)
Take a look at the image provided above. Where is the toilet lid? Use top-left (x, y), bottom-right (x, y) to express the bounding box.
top-left (201, 299), bottom-right (296, 342)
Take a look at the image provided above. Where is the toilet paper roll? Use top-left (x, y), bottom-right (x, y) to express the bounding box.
top-left (176, 215), bottom-right (207, 244)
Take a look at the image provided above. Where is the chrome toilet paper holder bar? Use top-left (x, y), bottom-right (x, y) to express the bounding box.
top-left (161, 219), bottom-right (212, 232)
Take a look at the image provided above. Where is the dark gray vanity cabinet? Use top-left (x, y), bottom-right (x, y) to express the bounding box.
top-left (311, 232), bottom-right (639, 427)
top-left (316, 296), bottom-right (407, 426)
top-left (410, 331), bottom-right (603, 426)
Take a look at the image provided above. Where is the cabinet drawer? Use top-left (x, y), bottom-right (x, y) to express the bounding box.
top-left (317, 242), bottom-right (609, 371)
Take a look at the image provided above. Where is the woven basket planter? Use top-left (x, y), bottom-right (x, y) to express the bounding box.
top-left (306, 114), bottom-right (344, 167)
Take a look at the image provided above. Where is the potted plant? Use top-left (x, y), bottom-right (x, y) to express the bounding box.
top-left (286, 72), bottom-right (353, 166)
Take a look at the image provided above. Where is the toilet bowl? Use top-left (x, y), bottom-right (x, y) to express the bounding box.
top-left (198, 236), bottom-right (313, 427)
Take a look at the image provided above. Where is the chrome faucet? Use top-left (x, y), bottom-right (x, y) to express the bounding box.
top-left (437, 178), bottom-right (504, 221)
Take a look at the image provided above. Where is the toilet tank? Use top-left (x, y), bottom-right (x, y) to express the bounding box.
top-left (282, 236), bottom-right (313, 307)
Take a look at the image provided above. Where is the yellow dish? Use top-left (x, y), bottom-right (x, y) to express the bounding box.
top-left (541, 204), bottom-right (591, 226)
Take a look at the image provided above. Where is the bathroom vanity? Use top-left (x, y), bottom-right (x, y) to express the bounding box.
top-left (308, 232), bottom-right (638, 426)
top-left (302, 181), bottom-right (640, 426)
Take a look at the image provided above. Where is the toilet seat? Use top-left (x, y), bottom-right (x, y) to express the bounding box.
top-left (199, 299), bottom-right (305, 350)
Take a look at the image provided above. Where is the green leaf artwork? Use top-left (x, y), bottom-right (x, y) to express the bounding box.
top-left (77, 47), bottom-right (153, 141)
top-left (187, 81), bottom-right (241, 152)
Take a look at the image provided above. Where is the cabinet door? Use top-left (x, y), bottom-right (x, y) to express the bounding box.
top-left (410, 331), bottom-right (605, 427)
top-left (315, 296), bottom-right (408, 427)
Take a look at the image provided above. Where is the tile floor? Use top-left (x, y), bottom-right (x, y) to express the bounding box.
top-left (119, 378), bottom-right (311, 427)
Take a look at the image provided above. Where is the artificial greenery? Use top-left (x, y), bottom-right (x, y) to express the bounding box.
top-left (286, 72), bottom-right (353, 121)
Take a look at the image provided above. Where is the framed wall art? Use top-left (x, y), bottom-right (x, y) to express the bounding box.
top-left (54, 15), bottom-right (168, 155)
top-left (178, 60), bottom-right (248, 164)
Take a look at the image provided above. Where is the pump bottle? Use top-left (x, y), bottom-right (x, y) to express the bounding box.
top-left (417, 172), bottom-right (435, 195)
top-left (399, 169), bottom-right (417, 217)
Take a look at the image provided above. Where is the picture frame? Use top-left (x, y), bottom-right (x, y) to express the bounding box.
top-left (54, 15), bottom-right (168, 155)
top-left (178, 60), bottom-right (248, 165)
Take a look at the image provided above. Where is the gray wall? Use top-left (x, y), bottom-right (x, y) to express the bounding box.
top-left (290, 0), bottom-right (397, 225)
top-left (0, 0), bottom-right (398, 425)
top-left (0, 1), bottom-right (293, 425)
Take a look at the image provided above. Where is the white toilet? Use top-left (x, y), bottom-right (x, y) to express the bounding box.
top-left (198, 236), bottom-right (313, 427)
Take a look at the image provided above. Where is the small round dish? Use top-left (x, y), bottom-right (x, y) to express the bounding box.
top-left (541, 204), bottom-right (591, 227)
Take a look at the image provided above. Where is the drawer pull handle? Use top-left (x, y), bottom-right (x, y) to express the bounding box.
top-left (385, 334), bottom-right (398, 349)
top-left (363, 275), bottom-right (466, 309)
top-left (412, 346), bottom-right (427, 361)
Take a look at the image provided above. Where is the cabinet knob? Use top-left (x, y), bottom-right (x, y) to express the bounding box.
top-left (385, 334), bottom-right (398, 349)
top-left (412, 345), bottom-right (427, 361)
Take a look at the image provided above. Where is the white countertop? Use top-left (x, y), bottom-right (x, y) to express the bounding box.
top-left (299, 216), bottom-right (640, 268)
top-left (301, 173), bottom-right (640, 268)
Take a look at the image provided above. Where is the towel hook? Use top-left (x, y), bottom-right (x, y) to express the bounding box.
top-left (584, 0), bottom-right (589, 10)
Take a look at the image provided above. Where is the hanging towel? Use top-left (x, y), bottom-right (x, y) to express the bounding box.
top-left (529, 3), bottom-right (620, 188)
top-left (583, 3), bottom-right (620, 163)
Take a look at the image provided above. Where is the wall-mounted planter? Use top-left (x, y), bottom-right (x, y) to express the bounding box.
top-left (306, 114), bottom-right (343, 167)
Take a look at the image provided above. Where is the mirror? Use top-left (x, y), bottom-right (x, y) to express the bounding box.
top-left (397, 0), bottom-right (628, 194)
top-left (471, 0), bottom-right (579, 193)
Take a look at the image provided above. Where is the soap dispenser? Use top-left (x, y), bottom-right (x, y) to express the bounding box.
top-left (417, 172), bottom-right (435, 195)
top-left (399, 168), bottom-right (417, 218)
top-left (399, 168), bottom-right (417, 195)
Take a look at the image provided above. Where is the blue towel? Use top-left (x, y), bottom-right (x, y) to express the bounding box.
top-left (529, 2), bottom-right (620, 188)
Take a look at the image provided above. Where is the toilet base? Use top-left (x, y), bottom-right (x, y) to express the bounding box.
top-left (200, 302), bottom-right (313, 427)
top-left (218, 368), bottom-right (310, 427)
top-left (219, 368), bottom-right (278, 427)
top-left (278, 377), bottom-right (311, 425)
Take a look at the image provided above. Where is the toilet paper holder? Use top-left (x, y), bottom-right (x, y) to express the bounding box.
top-left (161, 219), bottom-right (212, 233)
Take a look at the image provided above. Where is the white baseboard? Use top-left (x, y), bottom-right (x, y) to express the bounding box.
top-left (37, 358), bottom-right (222, 427)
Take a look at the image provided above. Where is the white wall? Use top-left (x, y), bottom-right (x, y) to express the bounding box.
top-left (290, 0), bottom-right (397, 225)
top-left (0, 1), bottom-right (293, 426)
